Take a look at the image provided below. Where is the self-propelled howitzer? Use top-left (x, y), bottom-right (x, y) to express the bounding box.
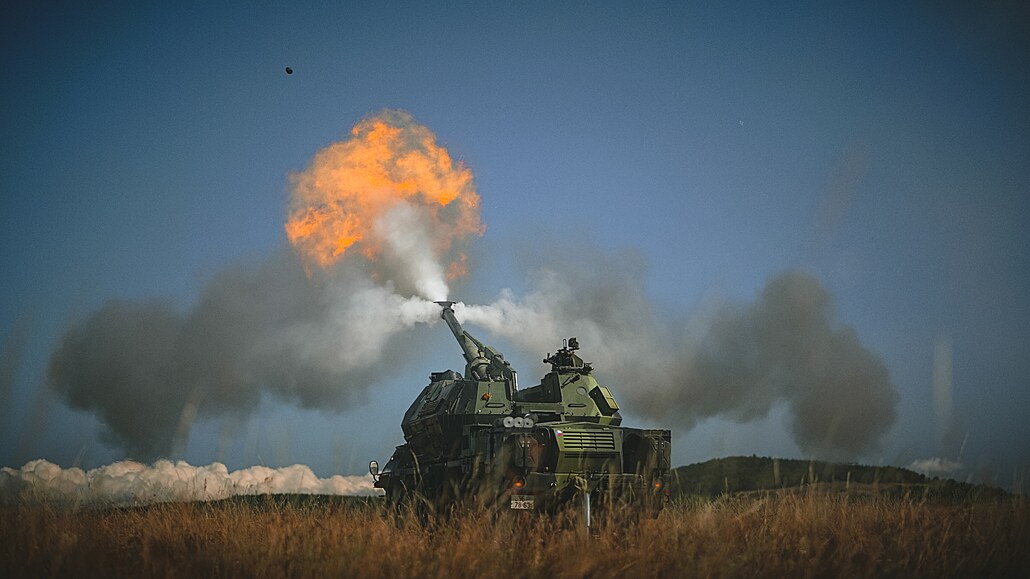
top-left (370, 301), bottom-right (672, 517)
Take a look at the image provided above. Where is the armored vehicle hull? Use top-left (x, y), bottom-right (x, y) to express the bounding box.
top-left (372, 303), bottom-right (671, 517)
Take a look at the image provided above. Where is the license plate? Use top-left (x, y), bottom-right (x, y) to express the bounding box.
top-left (510, 496), bottom-right (535, 510)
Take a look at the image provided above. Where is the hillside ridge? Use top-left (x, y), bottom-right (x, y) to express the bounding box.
top-left (669, 455), bottom-right (1011, 501)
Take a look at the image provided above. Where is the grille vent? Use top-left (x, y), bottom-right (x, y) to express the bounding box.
top-left (560, 430), bottom-right (616, 451)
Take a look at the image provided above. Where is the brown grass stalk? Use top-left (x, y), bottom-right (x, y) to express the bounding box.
top-left (2, 493), bottom-right (1027, 578)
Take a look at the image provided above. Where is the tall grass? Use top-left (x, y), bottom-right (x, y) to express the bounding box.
top-left (2, 492), bottom-right (1026, 578)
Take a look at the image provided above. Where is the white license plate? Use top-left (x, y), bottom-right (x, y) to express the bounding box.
top-left (510, 496), bottom-right (535, 510)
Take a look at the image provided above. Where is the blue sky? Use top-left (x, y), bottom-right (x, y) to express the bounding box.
top-left (2, 1), bottom-right (1028, 485)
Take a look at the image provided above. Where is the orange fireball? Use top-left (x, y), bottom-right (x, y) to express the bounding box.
top-left (285, 110), bottom-right (484, 284)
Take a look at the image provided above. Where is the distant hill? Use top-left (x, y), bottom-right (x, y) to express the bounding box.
top-left (668, 456), bottom-right (1011, 502)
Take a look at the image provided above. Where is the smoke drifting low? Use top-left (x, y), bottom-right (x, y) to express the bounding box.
top-left (48, 248), bottom-right (897, 462)
top-left (458, 252), bottom-right (898, 459)
top-left (49, 250), bottom-right (438, 460)
top-left (49, 110), bottom-right (468, 460)
top-left (0, 459), bottom-right (377, 506)
top-left (44, 110), bottom-right (897, 464)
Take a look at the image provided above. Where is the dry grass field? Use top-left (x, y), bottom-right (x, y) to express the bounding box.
top-left (2, 492), bottom-right (1027, 578)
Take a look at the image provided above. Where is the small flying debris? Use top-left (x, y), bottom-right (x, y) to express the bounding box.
top-left (285, 66), bottom-right (293, 75)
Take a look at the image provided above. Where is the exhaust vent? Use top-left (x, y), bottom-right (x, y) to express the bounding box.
top-left (560, 430), bottom-right (616, 451)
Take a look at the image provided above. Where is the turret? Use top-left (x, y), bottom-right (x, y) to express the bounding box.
top-left (435, 301), bottom-right (518, 389)
top-left (373, 300), bottom-right (672, 519)
top-left (543, 337), bottom-right (593, 374)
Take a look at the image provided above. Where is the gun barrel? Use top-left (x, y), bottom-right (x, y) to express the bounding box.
top-left (436, 302), bottom-right (464, 341)
top-left (434, 301), bottom-right (514, 386)
top-left (435, 301), bottom-right (486, 376)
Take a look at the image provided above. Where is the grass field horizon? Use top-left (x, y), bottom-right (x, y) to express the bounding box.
top-left (3, 470), bottom-right (1027, 578)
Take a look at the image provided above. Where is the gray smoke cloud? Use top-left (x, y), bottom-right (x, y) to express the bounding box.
top-left (37, 108), bottom-right (896, 467)
top-left (48, 248), bottom-right (438, 461)
top-left (457, 250), bottom-right (898, 459)
top-left (48, 242), bottom-right (897, 462)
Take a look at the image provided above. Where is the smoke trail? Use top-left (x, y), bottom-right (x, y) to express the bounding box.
top-left (456, 251), bottom-right (897, 459)
top-left (0, 458), bottom-right (378, 506)
top-left (908, 457), bottom-right (964, 478)
top-left (285, 108), bottom-right (483, 300)
top-left (44, 110), bottom-right (896, 462)
top-left (932, 333), bottom-right (966, 459)
top-left (49, 246), bottom-right (896, 461)
top-left (48, 250), bottom-right (439, 460)
top-left (47, 110), bottom-right (476, 460)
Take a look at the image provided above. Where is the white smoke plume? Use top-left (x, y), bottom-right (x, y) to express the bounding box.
top-left (908, 457), bottom-right (965, 478)
top-left (0, 459), bottom-right (379, 507)
top-left (48, 249), bottom-right (440, 460)
top-left (48, 244), bottom-right (898, 462)
top-left (43, 110), bottom-right (897, 464)
top-left (375, 202), bottom-right (451, 301)
top-left (454, 250), bottom-right (898, 459)
top-left (47, 110), bottom-right (477, 461)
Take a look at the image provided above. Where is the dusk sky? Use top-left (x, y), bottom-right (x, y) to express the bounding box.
top-left (2, 1), bottom-right (1027, 487)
